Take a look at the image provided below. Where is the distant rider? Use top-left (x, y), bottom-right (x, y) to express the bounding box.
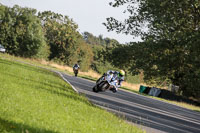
top-left (73, 63), bottom-right (80, 71)
top-left (97, 70), bottom-right (125, 93)
top-left (73, 63), bottom-right (80, 76)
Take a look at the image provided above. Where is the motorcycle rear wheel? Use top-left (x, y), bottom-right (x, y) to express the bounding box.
top-left (92, 86), bottom-right (98, 92)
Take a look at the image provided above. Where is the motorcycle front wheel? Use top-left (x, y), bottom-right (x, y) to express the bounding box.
top-left (92, 85), bottom-right (98, 92)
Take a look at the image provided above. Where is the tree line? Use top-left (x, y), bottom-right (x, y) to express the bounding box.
top-left (0, 3), bottom-right (131, 78)
top-left (0, 4), bottom-right (117, 72)
top-left (104, 0), bottom-right (200, 99)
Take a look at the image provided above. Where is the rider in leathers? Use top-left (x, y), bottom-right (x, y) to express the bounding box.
top-left (73, 63), bottom-right (80, 71)
top-left (97, 70), bottom-right (125, 93)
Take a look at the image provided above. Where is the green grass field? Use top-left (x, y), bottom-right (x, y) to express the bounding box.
top-left (0, 58), bottom-right (144, 133)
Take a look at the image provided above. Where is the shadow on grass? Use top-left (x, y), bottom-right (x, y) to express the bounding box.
top-left (0, 117), bottom-right (55, 133)
top-left (194, 110), bottom-right (200, 112)
top-left (159, 89), bottom-right (200, 107)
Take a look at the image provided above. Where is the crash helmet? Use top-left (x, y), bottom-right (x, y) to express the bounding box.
top-left (119, 70), bottom-right (125, 76)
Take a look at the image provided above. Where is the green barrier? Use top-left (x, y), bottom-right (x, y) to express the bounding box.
top-left (139, 85), bottom-right (146, 93)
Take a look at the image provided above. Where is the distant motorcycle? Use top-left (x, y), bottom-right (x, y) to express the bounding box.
top-left (73, 66), bottom-right (79, 77)
top-left (92, 73), bottom-right (118, 93)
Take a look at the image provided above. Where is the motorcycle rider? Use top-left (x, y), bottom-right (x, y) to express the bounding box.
top-left (97, 70), bottom-right (125, 93)
top-left (73, 63), bottom-right (80, 70)
top-left (73, 63), bottom-right (80, 76)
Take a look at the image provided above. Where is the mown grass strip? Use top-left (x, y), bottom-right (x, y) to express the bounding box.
top-left (0, 58), bottom-right (144, 133)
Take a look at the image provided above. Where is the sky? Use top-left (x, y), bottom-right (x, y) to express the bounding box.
top-left (1, 0), bottom-right (141, 44)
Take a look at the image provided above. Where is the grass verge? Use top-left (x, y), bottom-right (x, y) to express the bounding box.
top-left (0, 58), bottom-right (144, 133)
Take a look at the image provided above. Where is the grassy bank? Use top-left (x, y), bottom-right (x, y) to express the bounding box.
top-left (0, 57), bottom-right (144, 133)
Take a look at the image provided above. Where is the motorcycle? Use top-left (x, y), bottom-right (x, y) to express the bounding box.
top-left (92, 73), bottom-right (118, 93)
top-left (73, 67), bottom-right (79, 77)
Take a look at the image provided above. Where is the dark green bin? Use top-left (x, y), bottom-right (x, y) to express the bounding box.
top-left (139, 85), bottom-right (146, 93)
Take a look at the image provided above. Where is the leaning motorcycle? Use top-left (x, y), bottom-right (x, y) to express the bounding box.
top-left (92, 73), bottom-right (118, 93)
top-left (73, 67), bottom-right (79, 77)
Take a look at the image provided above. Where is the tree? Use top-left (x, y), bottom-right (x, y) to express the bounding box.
top-left (82, 32), bottom-right (122, 73)
top-left (38, 11), bottom-right (94, 70)
top-left (38, 11), bottom-right (81, 63)
top-left (104, 0), bottom-right (200, 98)
top-left (83, 31), bottom-right (120, 47)
top-left (0, 4), bottom-right (48, 58)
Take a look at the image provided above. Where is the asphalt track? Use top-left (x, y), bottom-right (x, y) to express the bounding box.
top-left (61, 73), bottom-right (200, 133)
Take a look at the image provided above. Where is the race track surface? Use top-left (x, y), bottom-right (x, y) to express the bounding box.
top-left (62, 73), bottom-right (200, 133)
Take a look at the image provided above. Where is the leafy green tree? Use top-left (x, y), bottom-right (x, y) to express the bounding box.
top-left (38, 11), bottom-right (81, 63)
top-left (38, 11), bottom-right (94, 70)
top-left (77, 40), bottom-right (94, 71)
top-left (104, 0), bottom-right (200, 98)
top-left (0, 4), bottom-right (48, 58)
top-left (83, 32), bottom-right (120, 47)
top-left (82, 32), bottom-right (121, 73)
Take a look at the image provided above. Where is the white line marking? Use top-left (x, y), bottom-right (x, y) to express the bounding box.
top-left (78, 88), bottom-right (200, 126)
top-left (94, 103), bottom-right (193, 133)
top-left (56, 71), bottom-right (79, 93)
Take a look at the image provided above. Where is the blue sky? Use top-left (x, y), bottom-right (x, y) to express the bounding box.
top-left (1, 0), bottom-right (141, 43)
